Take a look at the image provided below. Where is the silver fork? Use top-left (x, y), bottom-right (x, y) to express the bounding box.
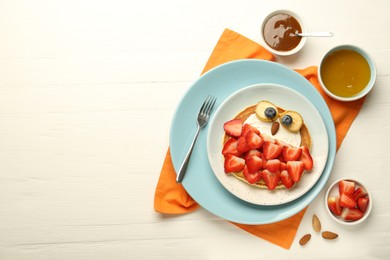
top-left (176, 95), bottom-right (217, 183)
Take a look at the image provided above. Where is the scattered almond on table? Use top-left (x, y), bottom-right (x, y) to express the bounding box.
top-left (312, 214), bottom-right (321, 232)
top-left (322, 231), bottom-right (339, 240)
top-left (299, 214), bottom-right (339, 246)
top-left (299, 234), bottom-right (311, 246)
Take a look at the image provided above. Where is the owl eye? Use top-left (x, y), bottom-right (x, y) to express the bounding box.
top-left (264, 107), bottom-right (277, 120)
top-left (255, 100), bottom-right (279, 122)
top-left (279, 110), bottom-right (303, 133)
top-left (281, 114), bottom-right (293, 126)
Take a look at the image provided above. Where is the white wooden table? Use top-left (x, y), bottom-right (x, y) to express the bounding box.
top-left (1, 0), bottom-right (389, 259)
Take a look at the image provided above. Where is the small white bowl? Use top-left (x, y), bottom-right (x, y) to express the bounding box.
top-left (318, 45), bottom-right (376, 102)
top-left (260, 10), bottom-right (307, 56)
top-left (325, 178), bottom-right (372, 225)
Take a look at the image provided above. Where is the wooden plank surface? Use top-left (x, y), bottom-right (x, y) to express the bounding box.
top-left (0, 0), bottom-right (389, 259)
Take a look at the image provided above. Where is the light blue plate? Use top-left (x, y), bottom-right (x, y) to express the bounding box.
top-left (169, 59), bottom-right (336, 224)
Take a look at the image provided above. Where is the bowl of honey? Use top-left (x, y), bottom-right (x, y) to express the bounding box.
top-left (318, 45), bottom-right (376, 101)
top-left (261, 10), bottom-right (307, 56)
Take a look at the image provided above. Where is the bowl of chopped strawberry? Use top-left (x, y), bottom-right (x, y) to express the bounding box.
top-left (325, 178), bottom-right (372, 225)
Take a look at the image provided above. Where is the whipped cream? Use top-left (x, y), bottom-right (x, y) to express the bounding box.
top-left (244, 113), bottom-right (301, 147)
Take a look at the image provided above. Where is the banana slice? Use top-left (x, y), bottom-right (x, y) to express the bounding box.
top-left (255, 100), bottom-right (279, 122)
top-left (280, 110), bottom-right (303, 132)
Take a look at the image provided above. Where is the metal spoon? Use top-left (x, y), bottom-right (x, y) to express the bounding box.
top-left (294, 32), bottom-right (334, 37)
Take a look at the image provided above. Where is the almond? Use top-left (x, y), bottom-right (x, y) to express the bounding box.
top-left (299, 234), bottom-right (311, 245)
top-left (271, 121), bottom-right (280, 135)
top-left (322, 231), bottom-right (338, 240)
top-left (312, 214), bottom-right (321, 232)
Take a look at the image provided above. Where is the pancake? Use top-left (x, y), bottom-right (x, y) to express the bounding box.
top-left (223, 104), bottom-right (312, 189)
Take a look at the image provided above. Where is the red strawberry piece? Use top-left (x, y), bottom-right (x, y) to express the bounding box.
top-left (357, 197), bottom-right (369, 213)
top-left (340, 193), bottom-right (357, 209)
top-left (244, 149), bottom-right (262, 160)
top-left (261, 170), bottom-right (280, 190)
top-left (246, 130), bottom-right (264, 150)
top-left (237, 136), bottom-right (250, 154)
top-left (261, 153), bottom-right (267, 169)
top-left (223, 119), bottom-right (243, 138)
top-left (278, 154), bottom-right (286, 163)
top-left (243, 166), bottom-right (262, 184)
top-left (327, 196), bottom-right (342, 216)
top-left (222, 138), bottom-right (240, 156)
top-left (275, 139), bottom-right (290, 147)
top-left (242, 123), bottom-right (260, 136)
top-left (339, 180), bottom-right (355, 196)
top-left (300, 146), bottom-right (313, 170)
top-left (341, 208), bottom-right (364, 221)
top-left (280, 161), bottom-right (287, 171)
top-left (263, 141), bottom-right (283, 160)
top-left (245, 155), bottom-right (263, 174)
top-left (280, 170), bottom-right (294, 189)
top-left (282, 146), bottom-right (302, 161)
top-left (352, 187), bottom-right (368, 201)
top-left (224, 154), bottom-right (245, 173)
top-left (260, 133), bottom-right (275, 143)
top-left (266, 159), bottom-right (280, 173)
top-left (286, 161), bottom-right (304, 182)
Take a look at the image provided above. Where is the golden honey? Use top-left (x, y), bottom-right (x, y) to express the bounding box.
top-left (320, 49), bottom-right (371, 98)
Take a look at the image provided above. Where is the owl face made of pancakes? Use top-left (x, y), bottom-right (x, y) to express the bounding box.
top-left (222, 100), bottom-right (313, 190)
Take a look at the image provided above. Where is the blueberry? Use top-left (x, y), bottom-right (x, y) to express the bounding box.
top-left (282, 115), bottom-right (293, 126)
top-left (264, 107), bottom-right (277, 119)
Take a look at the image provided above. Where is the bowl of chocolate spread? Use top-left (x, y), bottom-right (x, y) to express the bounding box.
top-left (261, 10), bottom-right (307, 56)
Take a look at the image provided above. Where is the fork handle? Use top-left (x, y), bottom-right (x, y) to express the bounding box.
top-left (176, 126), bottom-right (201, 183)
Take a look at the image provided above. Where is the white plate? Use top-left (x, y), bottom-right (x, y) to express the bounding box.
top-left (207, 83), bottom-right (329, 205)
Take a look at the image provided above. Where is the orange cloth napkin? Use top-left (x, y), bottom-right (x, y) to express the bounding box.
top-left (154, 28), bottom-right (365, 249)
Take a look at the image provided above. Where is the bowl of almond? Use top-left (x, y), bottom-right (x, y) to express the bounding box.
top-left (325, 178), bottom-right (372, 225)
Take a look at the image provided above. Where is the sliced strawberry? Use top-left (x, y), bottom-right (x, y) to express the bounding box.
top-left (261, 153), bottom-right (267, 169)
top-left (282, 146), bottom-right (302, 161)
top-left (341, 208), bottom-right (364, 221)
top-left (340, 193), bottom-right (357, 209)
top-left (224, 154), bottom-right (245, 173)
top-left (286, 161), bottom-right (304, 182)
top-left (300, 146), bottom-right (313, 170)
top-left (327, 196), bottom-right (342, 216)
top-left (242, 123), bottom-right (260, 136)
top-left (261, 170), bottom-right (280, 190)
top-left (357, 197), bottom-right (369, 213)
top-left (243, 166), bottom-right (262, 184)
top-left (266, 159), bottom-right (280, 173)
top-left (275, 139), bottom-right (290, 147)
top-left (280, 161), bottom-right (287, 171)
top-left (263, 141), bottom-right (283, 160)
top-left (223, 119), bottom-right (243, 138)
top-left (237, 136), bottom-right (250, 154)
top-left (260, 133), bottom-right (275, 143)
top-left (339, 180), bottom-right (355, 196)
top-left (278, 154), bottom-right (286, 163)
top-left (246, 130), bottom-right (264, 150)
top-left (222, 138), bottom-right (240, 156)
top-left (280, 170), bottom-right (294, 189)
top-left (244, 149), bottom-right (262, 160)
top-left (352, 187), bottom-right (368, 201)
top-left (245, 155), bottom-right (263, 174)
